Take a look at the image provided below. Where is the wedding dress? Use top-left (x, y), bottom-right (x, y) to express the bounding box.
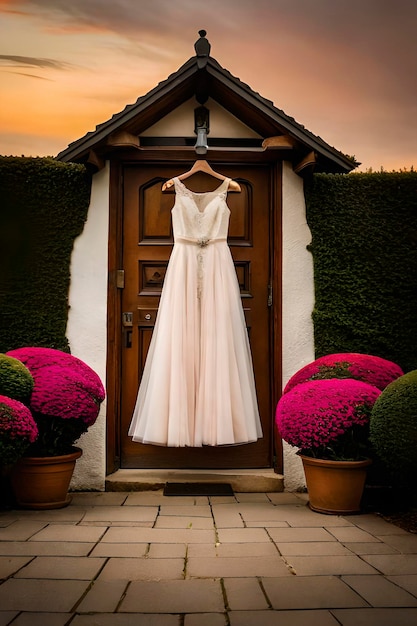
top-left (128, 176), bottom-right (262, 447)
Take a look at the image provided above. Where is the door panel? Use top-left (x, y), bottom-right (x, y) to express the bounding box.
top-left (120, 164), bottom-right (272, 468)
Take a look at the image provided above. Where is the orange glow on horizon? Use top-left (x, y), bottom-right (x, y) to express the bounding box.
top-left (0, 1), bottom-right (415, 171)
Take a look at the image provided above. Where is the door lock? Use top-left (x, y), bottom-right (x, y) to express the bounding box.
top-left (122, 312), bottom-right (133, 327)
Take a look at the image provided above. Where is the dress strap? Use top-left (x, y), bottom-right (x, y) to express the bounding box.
top-left (174, 177), bottom-right (230, 196)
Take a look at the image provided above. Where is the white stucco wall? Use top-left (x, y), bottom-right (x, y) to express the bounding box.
top-left (141, 97), bottom-right (261, 139)
top-left (281, 161), bottom-right (315, 491)
top-left (66, 162), bottom-right (110, 490)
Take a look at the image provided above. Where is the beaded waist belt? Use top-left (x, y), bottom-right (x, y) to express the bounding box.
top-left (175, 236), bottom-right (227, 248)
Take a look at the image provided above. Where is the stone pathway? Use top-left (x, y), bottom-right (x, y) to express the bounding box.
top-left (0, 491), bottom-right (417, 625)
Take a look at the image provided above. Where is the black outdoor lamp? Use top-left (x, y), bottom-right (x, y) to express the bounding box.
top-left (194, 105), bottom-right (210, 154)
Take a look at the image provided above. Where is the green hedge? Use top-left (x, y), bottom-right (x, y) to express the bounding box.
top-left (0, 157), bottom-right (91, 352)
top-left (1, 160), bottom-right (416, 373)
top-left (305, 172), bottom-right (417, 372)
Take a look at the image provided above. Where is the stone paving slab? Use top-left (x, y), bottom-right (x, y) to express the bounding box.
top-left (119, 579), bottom-right (225, 613)
top-left (265, 492), bottom-right (306, 505)
top-left (154, 516), bottom-right (214, 529)
top-left (228, 609), bottom-right (340, 625)
top-left (245, 520), bottom-right (290, 528)
top-left (327, 526), bottom-right (382, 543)
top-left (102, 527), bottom-right (215, 544)
top-left (76, 579), bottom-right (128, 613)
top-left (14, 555), bottom-right (106, 580)
top-left (187, 542), bottom-right (279, 558)
top-left (71, 492), bottom-right (128, 506)
top-left (98, 557), bottom-right (185, 581)
top-left (0, 578), bottom-right (90, 612)
top-left (347, 515), bottom-right (410, 535)
top-left (267, 527), bottom-right (337, 543)
top-left (159, 505), bottom-right (212, 517)
top-left (28, 524), bottom-right (106, 543)
top-left (331, 607), bottom-right (417, 626)
top-left (148, 543), bottom-right (187, 558)
top-left (223, 577), bottom-right (269, 610)
top-left (124, 493), bottom-right (208, 506)
top-left (378, 533), bottom-right (417, 553)
top-left (80, 506), bottom-right (158, 524)
top-left (235, 493), bottom-right (272, 503)
top-left (277, 541), bottom-right (352, 556)
top-left (341, 574), bottom-right (417, 607)
top-left (0, 556), bottom-right (32, 579)
top-left (211, 505), bottom-right (245, 528)
top-left (184, 613), bottom-right (227, 626)
top-left (261, 575), bottom-right (368, 609)
top-left (0, 521), bottom-right (47, 541)
top-left (286, 554), bottom-right (379, 576)
top-left (361, 554), bottom-right (417, 575)
top-left (343, 541), bottom-right (399, 555)
top-left (90, 542), bottom-right (149, 558)
top-left (72, 615), bottom-right (180, 625)
top-left (0, 612), bottom-right (18, 626)
top-left (186, 555), bottom-right (290, 578)
top-left (216, 528), bottom-right (271, 543)
top-left (9, 612), bottom-right (72, 625)
top-left (387, 574), bottom-right (417, 597)
top-left (7, 508), bottom-right (87, 523)
top-left (0, 541), bottom-right (94, 556)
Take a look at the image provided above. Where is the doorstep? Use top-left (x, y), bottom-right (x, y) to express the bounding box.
top-left (105, 468), bottom-right (284, 493)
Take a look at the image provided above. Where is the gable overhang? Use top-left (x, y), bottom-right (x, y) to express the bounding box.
top-left (57, 56), bottom-right (357, 174)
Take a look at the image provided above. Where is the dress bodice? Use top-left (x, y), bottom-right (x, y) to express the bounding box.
top-left (172, 177), bottom-right (231, 242)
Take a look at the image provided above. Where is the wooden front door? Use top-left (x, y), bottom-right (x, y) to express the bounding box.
top-left (120, 162), bottom-right (274, 469)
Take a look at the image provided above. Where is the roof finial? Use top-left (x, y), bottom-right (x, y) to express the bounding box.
top-left (194, 30), bottom-right (211, 68)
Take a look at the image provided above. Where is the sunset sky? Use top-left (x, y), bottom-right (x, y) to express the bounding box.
top-left (1, 0), bottom-right (416, 172)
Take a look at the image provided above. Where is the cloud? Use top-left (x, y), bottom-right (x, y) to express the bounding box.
top-left (4, 70), bottom-right (53, 80)
top-left (0, 54), bottom-right (71, 70)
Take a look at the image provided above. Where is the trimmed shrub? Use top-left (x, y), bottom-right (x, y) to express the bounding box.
top-left (0, 156), bottom-right (91, 352)
top-left (0, 395), bottom-right (38, 466)
top-left (305, 172), bottom-right (417, 372)
top-left (370, 369), bottom-right (417, 485)
top-left (0, 354), bottom-right (34, 404)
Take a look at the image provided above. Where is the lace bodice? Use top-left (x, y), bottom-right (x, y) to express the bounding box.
top-left (172, 177), bottom-right (231, 243)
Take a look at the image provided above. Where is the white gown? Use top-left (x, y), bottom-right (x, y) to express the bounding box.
top-left (128, 177), bottom-right (262, 447)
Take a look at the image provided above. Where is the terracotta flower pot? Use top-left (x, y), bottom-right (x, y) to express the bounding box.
top-left (300, 454), bottom-right (372, 515)
top-left (11, 447), bottom-right (82, 510)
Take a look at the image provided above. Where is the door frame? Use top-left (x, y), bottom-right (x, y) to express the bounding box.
top-left (105, 149), bottom-right (283, 475)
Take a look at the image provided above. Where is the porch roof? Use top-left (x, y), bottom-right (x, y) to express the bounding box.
top-left (57, 53), bottom-right (358, 174)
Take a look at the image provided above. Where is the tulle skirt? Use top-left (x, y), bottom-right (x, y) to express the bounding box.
top-left (128, 240), bottom-right (262, 447)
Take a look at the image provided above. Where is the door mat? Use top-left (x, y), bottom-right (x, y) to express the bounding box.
top-left (163, 482), bottom-right (234, 496)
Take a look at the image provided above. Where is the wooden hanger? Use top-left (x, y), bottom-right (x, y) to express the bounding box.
top-left (162, 160), bottom-right (241, 192)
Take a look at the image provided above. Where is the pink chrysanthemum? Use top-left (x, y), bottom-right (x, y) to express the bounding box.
top-left (7, 348), bottom-right (105, 426)
top-left (284, 353), bottom-right (403, 394)
top-left (276, 378), bottom-right (381, 459)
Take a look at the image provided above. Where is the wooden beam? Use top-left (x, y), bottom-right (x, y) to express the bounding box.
top-left (294, 151), bottom-right (317, 175)
top-left (262, 135), bottom-right (297, 150)
top-left (107, 131), bottom-right (141, 149)
top-left (86, 150), bottom-right (105, 171)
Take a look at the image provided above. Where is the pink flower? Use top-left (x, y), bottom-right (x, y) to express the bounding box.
top-left (284, 353), bottom-right (403, 394)
top-left (276, 378), bottom-right (381, 458)
top-left (7, 348), bottom-right (105, 425)
top-left (0, 395), bottom-right (38, 442)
